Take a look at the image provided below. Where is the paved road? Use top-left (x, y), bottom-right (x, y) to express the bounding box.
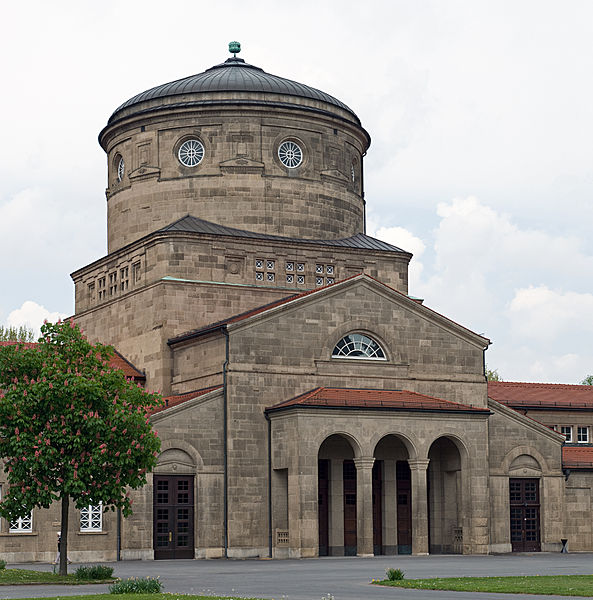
top-left (2, 553), bottom-right (593, 600)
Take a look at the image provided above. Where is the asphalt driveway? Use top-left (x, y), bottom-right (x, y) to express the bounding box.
top-left (2, 553), bottom-right (593, 600)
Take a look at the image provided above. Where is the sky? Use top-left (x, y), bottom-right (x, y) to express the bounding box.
top-left (1, 0), bottom-right (592, 384)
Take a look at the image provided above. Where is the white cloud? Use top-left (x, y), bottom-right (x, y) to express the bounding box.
top-left (6, 301), bottom-right (68, 337)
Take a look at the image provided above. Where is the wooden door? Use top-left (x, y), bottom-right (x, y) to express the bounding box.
top-left (318, 460), bottom-right (329, 556)
top-left (153, 475), bottom-right (194, 559)
top-left (396, 460), bottom-right (412, 554)
top-left (372, 461), bottom-right (383, 555)
top-left (343, 460), bottom-right (357, 556)
top-left (509, 478), bottom-right (541, 552)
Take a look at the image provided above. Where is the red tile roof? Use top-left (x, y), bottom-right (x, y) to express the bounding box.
top-left (151, 385), bottom-right (222, 415)
top-left (488, 381), bottom-right (593, 410)
top-left (266, 387), bottom-right (490, 414)
top-left (563, 446), bottom-right (593, 469)
top-left (0, 341), bottom-right (145, 380)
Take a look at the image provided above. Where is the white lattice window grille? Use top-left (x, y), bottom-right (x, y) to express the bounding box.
top-left (267, 273), bottom-right (275, 282)
top-left (578, 427), bottom-right (589, 443)
top-left (255, 259), bottom-right (264, 269)
top-left (297, 263), bottom-right (305, 272)
top-left (286, 262), bottom-right (294, 272)
top-left (316, 277), bottom-right (324, 286)
top-left (178, 139), bottom-right (204, 167)
top-left (80, 504), bottom-right (103, 532)
top-left (278, 140), bottom-right (303, 168)
top-left (326, 277), bottom-right (335, 285)
top-left (297, 275), bottom-right (305, 285)
top-left (316, 265), bottom-right (324, 274)
top-left (117, 156), bottom-right (125, 182)
top-left (326, 265), bottom-right (334, 275)
top-left (286, 274), bottom-right (294, 284)
top-left (10, 512), bottom-right (32, 533)
top-left (267, 260), bottom-right (275, 271)
top-left (561, 426), bottom-right (573, 442)
top-left (332, 333), bottom-right (386, 360)
top-left (255, 272), bottom-right (264, 281)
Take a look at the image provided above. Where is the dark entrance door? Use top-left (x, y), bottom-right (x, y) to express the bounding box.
top-left (509, 478), bottom-right (541, 552)
top-left (396, 460), bottom-right (412, 554)
top-left (343, 460), bottom-right (357, 556)
top-left (318, 459), bottom-right (329, 556)
top-left (372, 461), bottom-right (383, 554)
top-left (153, 475), bottom-right (194, 559)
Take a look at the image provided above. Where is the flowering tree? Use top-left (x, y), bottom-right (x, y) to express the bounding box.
top-left (0, 321), bottom-right (161, 575)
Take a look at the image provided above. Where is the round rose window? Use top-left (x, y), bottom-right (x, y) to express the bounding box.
top-left (178, 139), bottom-right (205, 167)
top-left (278, 141), bottom-right (303, 168)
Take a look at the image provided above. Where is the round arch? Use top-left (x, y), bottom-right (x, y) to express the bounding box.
top-left (155, 438), bottom-right (204, 473)
top-left (371, 431), bottom-right (419, 461)
top-left (501, 445), bottom-right (550, 475)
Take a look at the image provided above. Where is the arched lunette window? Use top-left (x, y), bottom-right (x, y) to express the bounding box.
top-left (332, 333), bottom-right (386, 360)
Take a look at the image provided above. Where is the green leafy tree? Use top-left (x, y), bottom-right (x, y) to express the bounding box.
top-left (486, 367), bottom-right (502, 381)
top-left (0, 325), bottom-right (35, 342)
top-left (582, 375), bottom-right (593, 385)
top-left (0, 321), bottom-right (161, 575)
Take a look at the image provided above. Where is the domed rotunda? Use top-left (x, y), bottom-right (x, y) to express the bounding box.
top-left (99, 44), bottom-right (372, 253)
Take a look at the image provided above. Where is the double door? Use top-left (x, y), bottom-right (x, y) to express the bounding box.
top-left (153, 475), bottom-right (194, 559)
top-left (510, 478), bottom-right (540, 552)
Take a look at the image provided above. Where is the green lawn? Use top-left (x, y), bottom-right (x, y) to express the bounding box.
top-left (15, 596), bottom-right (266, 600)
top-left (374, 574), bottom-right (593, 596)
top-left (0, 568), bottom-right (115, 585)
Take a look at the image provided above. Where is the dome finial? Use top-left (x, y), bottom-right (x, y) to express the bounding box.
top-left (229, 41), bottom-right (241, 57)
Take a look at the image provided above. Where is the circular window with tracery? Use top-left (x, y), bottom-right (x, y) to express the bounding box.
top-left (278, 140), bottom-right (303, 168)
top-left (178, 139), bottom-right (205, 167)
top-left (117, 156), bottom-right (125, 182)
top-left (332, 333), bottom-right (386, 360)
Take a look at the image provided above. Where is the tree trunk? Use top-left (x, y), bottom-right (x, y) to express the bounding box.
top-left (59, 494), bottom-right (69, 576)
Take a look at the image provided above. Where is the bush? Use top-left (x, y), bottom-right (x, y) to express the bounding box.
top-left (75, 564), bottom-right (114, 580)
top-left (0, 559), bottom-right (6, 570)
top-left (109, 576), bottom-right (162, 594)
top-left (386, 567), bottom-right (405, 581)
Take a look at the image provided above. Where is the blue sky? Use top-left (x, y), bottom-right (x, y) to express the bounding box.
top-left (1, 0), bottom-right (592, 383)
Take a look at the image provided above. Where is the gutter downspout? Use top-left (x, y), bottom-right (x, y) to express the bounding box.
top-left (223, 326), bottom-right (229, 558)
top-left (265, 411), bottom-right (273, 558)
top-left (116, 507), bottom-right (121, 561)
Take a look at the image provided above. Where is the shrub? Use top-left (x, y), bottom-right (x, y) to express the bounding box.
top-left (109, 576), bottom-right (162, 594)
top-left (0, 559), bottom-right (6, 570)
top-left (386, 567), bottom-right (405, 581)
top-left (75, 564), bottom-right (114, 580)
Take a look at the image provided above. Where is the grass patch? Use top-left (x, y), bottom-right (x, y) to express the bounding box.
top-left (0, 568), bottom-right (115, 586)
top-left (16, 596), bottom-right (266, 600)
top-left (373, 574), bottom-right (593, 596)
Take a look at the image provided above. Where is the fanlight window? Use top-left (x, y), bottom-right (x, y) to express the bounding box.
top-left (332, 333), bottom-right (386, 360)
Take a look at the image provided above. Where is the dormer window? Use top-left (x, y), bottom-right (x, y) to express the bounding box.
top-left (332, 333), bottom-right (386, 360)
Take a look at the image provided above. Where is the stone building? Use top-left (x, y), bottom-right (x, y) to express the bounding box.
top-left (1, 44), bottom-right (593, 562)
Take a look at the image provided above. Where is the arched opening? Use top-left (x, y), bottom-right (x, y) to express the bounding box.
top-left (509, 454), bottom-right (542, 552)
top-left (153, 447), bottom-right (196, 559)
top-left (427, 437), bottom-right (463, 554)
top-left (318, 434), bottom-right (357, 556)
top-left (373, 435), bottom-right (413, 555)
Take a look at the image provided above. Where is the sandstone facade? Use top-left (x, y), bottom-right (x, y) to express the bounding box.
top-left (2, 46), bottom-right (593, 562)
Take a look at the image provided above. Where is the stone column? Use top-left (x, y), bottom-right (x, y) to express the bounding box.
top-left (408, 458), bottom-right (430, 555)
top-left (354, 457), bottom-right (375, 556)
top-left (382, 459), bottom-right (398, 554)
top-left (329, 459), bottom-right (344, 556)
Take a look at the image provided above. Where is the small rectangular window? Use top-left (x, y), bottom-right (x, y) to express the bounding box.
top-left (561, 426), bottom-right (573, 442)
top-left (578, 426), bottom-right (589, 443)
top-left (132, 262), bottom-right (141, 283)
top-left (80, 504), bottom-right (102, 532)
top-left (10, 513), bottom-right (32, 533)
top-left (286, 262), bottom-right (294, 272)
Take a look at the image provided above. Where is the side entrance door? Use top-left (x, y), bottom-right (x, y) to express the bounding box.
top-left (509, 478), bottom-right (541, 552)
top-left (153, 475), bottom-right (195, 559)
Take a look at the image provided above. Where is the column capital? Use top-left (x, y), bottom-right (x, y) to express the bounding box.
top-left (407, 458), bottom-right (430, 471)
top-left (353, 456), bottom-right (375, 470)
